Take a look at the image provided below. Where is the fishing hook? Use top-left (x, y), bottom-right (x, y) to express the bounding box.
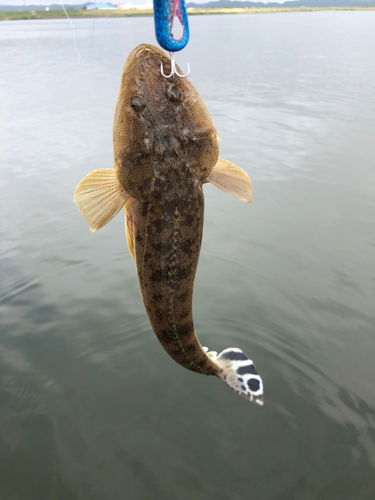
top-left (161, 52), bottom-right (190, 79)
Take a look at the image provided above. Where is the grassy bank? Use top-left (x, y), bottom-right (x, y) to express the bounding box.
top-left (1, 6), bottom-right (375, 21)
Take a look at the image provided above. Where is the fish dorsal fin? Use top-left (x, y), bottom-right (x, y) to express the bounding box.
top-left (207, 158), bottom-right (252, 204)
top-left (74, 169), bottom-right (130, 233)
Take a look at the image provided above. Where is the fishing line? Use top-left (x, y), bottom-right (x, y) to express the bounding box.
top-left (59, 0), bottom-right (82, 63)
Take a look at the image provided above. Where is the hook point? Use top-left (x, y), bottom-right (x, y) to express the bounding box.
top-left (160, 54), bottom-right (190, 79)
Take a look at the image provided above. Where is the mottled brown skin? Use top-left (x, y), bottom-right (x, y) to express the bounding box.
top-left (114, 45), bottom-right (222, 376)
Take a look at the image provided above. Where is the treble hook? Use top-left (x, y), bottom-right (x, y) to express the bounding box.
top-left (161, 52), bottom-right (190, 79)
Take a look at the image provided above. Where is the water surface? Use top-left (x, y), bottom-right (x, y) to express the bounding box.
top-left (1, 11), bottom-right (375, 500)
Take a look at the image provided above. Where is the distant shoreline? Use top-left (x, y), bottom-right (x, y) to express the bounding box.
top-left (1, 6), bottom-right (375, 21)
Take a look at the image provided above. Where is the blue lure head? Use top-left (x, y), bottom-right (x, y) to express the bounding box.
top-left (153, 0), bottom-right (190, 52)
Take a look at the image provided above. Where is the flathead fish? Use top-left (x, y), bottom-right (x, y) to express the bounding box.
top-left (74, 44), bottom-right (264, 405)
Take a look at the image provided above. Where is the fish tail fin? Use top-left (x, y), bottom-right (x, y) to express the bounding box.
top-left (204, 347), bottom-right (264, 406)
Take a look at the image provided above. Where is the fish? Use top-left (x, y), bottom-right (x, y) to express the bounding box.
top-left (74, 44), bottom-right (264, 406)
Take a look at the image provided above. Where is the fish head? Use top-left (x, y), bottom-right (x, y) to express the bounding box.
top-left (113, 44), bottom-right (219, 199)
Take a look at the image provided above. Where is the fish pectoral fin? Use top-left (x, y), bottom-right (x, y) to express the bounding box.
top-left (125, 197), bottom-right (136, 262)
top-left (74, 169), bottom-right (130, 233)
top-left (207, 158), bottom-right (252, 204)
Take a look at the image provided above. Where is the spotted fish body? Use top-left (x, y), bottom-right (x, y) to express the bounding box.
top-left (74, 44), bottom-right (264, 405)
top-left (126, 180), bottom-right (216, 375)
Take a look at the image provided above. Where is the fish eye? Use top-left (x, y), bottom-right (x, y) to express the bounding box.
top-left (130, 96), bottom-right (146, 113)
top-left (167, 85), bottom-right (182, 104)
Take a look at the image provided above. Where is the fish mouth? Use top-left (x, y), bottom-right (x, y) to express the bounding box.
top-left (124, 44), bottom-right (169, 71)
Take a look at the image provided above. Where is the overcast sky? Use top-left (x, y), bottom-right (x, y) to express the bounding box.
top-left (1, 0), bottom-right (284, 6)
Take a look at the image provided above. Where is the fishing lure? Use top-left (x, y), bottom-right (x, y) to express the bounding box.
top-left (153, 0), bottom-right (190, 52)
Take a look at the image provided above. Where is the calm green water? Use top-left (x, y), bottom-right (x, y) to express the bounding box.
top-left (1, 11), bottom-right (375, 500)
